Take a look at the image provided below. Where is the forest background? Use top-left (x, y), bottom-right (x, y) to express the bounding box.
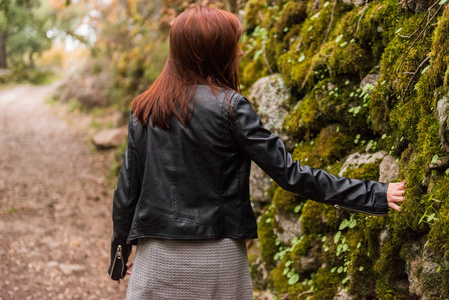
top-left (2, 0), bottom-right (449, 299)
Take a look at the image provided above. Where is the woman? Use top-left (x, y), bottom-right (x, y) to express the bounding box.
top-left (108, 5), bottom-right (405, 299)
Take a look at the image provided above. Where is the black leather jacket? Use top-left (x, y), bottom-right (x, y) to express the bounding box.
top-left (108, 85), bottom-right (389, 280)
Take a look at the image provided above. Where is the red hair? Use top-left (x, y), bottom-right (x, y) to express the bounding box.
top-left (131, 6), bottom-right (242, 129)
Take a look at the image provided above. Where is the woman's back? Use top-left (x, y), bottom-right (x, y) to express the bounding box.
top-left (127, 86), bottom-right (257, 242)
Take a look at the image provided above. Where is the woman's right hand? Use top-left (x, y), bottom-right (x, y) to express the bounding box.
top-left (117, 262), bottom-right (134, 285)
top-left (386, 182), bottom-right (405, 211)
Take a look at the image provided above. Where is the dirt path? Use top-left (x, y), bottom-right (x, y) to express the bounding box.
top-left (0, 83), bottom-right (128, 299)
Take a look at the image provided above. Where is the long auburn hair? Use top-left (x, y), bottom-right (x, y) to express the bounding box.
top-left (131, 6), bottom-right (243, 130)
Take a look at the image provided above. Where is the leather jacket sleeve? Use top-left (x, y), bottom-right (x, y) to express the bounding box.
top-left (108, 111), bottom-right (142, 280)
top-left (230, 94), bottom-right (389, 215)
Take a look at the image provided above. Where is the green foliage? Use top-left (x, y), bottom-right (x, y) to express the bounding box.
top-left (257, 204), bottom-right (278, 270)
top-left (0, 0), bottom-right (56, 81)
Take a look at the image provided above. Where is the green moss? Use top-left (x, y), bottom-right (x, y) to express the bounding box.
top-left (258, 205), bottom-right (278, 269)
top-left (291, 235), bottom-right (321, 275)
top-left (327, 42), bottom-right (373, 78)
top-left (275, 1), bottom-right (307, 38)
top-left (316, 125), bottom-right (353, 165)
top-left (243, 0), bottom-right (268, 33)
top-left (345, 224), bottom-right (377, 297)
top-left (428, 177), bottom-right (449, 259)
top-left (342, 161), bottom-right (381, 181)
top-left (312, 268), bottom-right (341, 299)
top-left (374, 237), bottom-right (410, 300)
top-left (244, 2), bottom-right (449, 299)
top-left (273, 187), bottom-right (304, 213)
top-left (301, 200), bottom-right (339, 235)
top-left (241, 58), bottom-right (269, 91)
top-left (272, 259), bottom-right (289, 294)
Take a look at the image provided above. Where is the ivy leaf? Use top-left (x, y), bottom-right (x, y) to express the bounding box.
top-left (322, 236), bottom-right (327, 242)
top-left (421, 65), bottom-right (430, 74)
top-left (395, 27), bottom-right (402, 34)
top-left (339, 219), bottom-right (349, 230)
top-left (357, 242), bottom-right (361, 249)
top-left (439, 0), bottom-right (447, 5)
top-left (427, 213), bottom-right (435, 222)
top-left (298, 53), bottom-right (305, 63)
top-left (337, 266), bottom-right (344, 273)
top-left (432, 155), bottom-right (439, 163)
top-left (288, 273), bottom-right (299, 285)
top-left (334, 231), bottom-right (341, 244)
top-left (359, 266), bottom-right (364, 271)
top-left (349, 219), bottom-right (357, 229)
top-left (335, 34), bottom-right (344, 43)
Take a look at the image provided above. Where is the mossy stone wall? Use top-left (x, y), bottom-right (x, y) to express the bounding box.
top-left (241, 0), bottom-right (449, 298)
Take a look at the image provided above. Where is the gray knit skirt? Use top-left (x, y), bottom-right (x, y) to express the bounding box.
top-left (126, 238), bottom-right (254, 300)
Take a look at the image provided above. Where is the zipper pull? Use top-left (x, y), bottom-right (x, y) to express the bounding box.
top-left (117, 245), bottom-right (122, 260)
top-left (109, 244), bottom-right (125, 279)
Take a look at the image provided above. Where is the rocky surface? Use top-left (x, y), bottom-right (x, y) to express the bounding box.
top-left (0, 84), bottom-right (128, 299)
top-left (92, 127), bottom-right (128, 150)
top-left (274, 213), bottom-right (302, 245)
top-left (248, 74), bottom-right (291, 213)
top-left (379, 154), bottom-right (399, 183)
top-left (338, 151), bottom-right (387, 177)
top-left (247, 74), bottom-right (290, 134)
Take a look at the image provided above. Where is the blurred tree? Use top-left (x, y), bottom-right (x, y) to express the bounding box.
top-left (0, 0), bottom-right (54, 69)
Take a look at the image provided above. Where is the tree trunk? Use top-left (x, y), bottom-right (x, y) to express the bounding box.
top-left (0, 31), bottom-right (7, 69)
top-left (29, 51), bottom-right (35, 68)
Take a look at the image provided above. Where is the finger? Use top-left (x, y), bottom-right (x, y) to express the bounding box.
top-left (117, 280), bottom-right (120, 285)
top-left (389, 191), bottom-right (404, 197)
top-left (127, 270), bottom-right (131, 275)
top-left (128, 262), bottom-right (134, 269)
top-left (388, 202), bottom-right (401, 211)
top-left (390, 196), bottom-right (404, 202)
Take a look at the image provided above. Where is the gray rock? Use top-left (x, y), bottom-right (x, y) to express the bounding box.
top-left (333, 287), bottom-right (352, 300)
top-left (360, 73), bottom-right (381, 91)
top-left (299, 243), bottom-right (322, 272)
top-left (428, 156), bottom-right (449, 170)
top-left (437, 95), bottom-right (449, 152)
top-left (339, 151), bottom-right (387, 177)
top-left (91, 127), bottom-right (127, 149)
top-left (402, 239), bottom-right (445, 297)
top-left (250, 162), bottom-right (272, 204)
top-left (379, 227), bottom-right (389, 247)
top-left (248, 74), bottom-right (290, 134)
top-left (341, 0), bottom-right (365, 6)
top-left (437, 96), bottom-right (447, 126)
top-left (248, 74), bottom-right (291, 209)
top-left (379, 155), bottom-right (399, 183)
top-left (274, 212), bottom-right (302, 245)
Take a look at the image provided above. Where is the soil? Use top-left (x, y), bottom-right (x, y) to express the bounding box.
top-left (0, 83), bottom-right (129, 299)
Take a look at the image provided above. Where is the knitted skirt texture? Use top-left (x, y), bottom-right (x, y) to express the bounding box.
top-left (126, 238), bottom-right (254, 300)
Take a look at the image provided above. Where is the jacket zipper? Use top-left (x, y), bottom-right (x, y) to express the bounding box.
top-left (334, 204), bottom-right (387, 216)
top-left (109, 245), bottom-right (124, 279)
